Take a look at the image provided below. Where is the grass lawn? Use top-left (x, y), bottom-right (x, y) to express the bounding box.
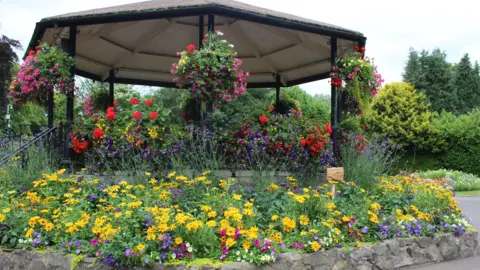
top-left (456, 190), bottom-right (480, 197)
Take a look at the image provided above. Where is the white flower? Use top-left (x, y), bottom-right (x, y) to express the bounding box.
top-left (222, 40), bottom-right (227, 43)
top-left (237, 257), bottom-right (241, 262)
top-left (236, 251), bottom-right (241, 256)
top-left (216, 30), bottom-right (224, 36)
top-left (186, 243), bottom-right (191, 247)
top-left (229, 44), bottom-right (234, 48)
top-left (187, 247), bottom-right (193, 252)
top-left (172, 254), bottom-right (176, 259)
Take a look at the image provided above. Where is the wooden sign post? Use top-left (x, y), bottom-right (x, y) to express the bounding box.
top-left (327, 167), bottom-right (344, 198)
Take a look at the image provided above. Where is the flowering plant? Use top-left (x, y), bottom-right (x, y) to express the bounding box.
top-left (330, 46), bottom-right (383, 115)
top-left (10, 43), bottom-right (75, 106)
top-left (171, 30), bottom-right (249, 105)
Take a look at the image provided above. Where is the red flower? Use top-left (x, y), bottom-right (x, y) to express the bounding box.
top-left (93, 129), bottom-right (104, 140)
top-left (268, 105), bottom-right (275, 112)
top-left (149, 111), bottom-right (159, 120)
top-left (144, 99), bottom-right (153, 106)
top-left (132, 111), bottom-right (142, 120)
top-left (353, 45), bottom-right (360, 51)
top-left (182, 112), bottom-right (188, 122)
top-left (259, 115), bottom-right (268, 125)
top-left (361, 125), bottom-right (366, 130)
top-left (361, 47), bottom-right (366, 52)
top-left (106, 107), bottom-right (116, 120)
top-left (71, 136), bottom-right (90, 154)
top-left (325, 124), bottom-right (333, 134)
top-left (300, 139), bottom-right (308, 147)
top-left (113, 100), bottom-right (119, 106)
top-left (28, 50), bottom-right (35, 56)
top-left (262, 129), bottom-right (269, 136)
top-left (130, 97), bottom-right (139, 105)
top-left (357, 135), bottom-right (365, 141)
top-left (187, 44), bottom-right (196, 53)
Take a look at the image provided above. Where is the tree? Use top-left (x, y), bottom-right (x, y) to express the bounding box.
top-left (454, 54), bottom-right (476, 114)
top-left (365, 82), bottom-right (435, 150)
top-left (0, 35), bottom-right (22, 114)
top-left (402, 48), bottom-right (456, 113)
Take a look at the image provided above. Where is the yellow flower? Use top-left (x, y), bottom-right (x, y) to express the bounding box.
top-left (301, 231), bottom-right (307, 236)
top-left (167, 171), bottom-right (176, 178)
top-left (2, 208), bottom-right (11, 213)
top-left (56, 169), bottom-right (66, 175)
top-left (225, 238), bottom-right (236, 248)
top-left (25, 228), bottom-right (34, 238)
top-left (271, 215), bottom-right (279, 221)
top-left (233, 193), bottom-right (242, 201)
top-left (325, 202), bottom-right (336, 210)
top-left (175, 237), bottom-right (183, 245)
top-left (341, 216), bottom-right (350, 222)
top-left (206, 220), bottom-right (217, 227)
top-left (368, 211), bottom-right (379, 224)
top-left (185, 220), bottom-right (203, 231)
top-left (244, 202), bottom-right (253, 208)
top-left (114, 212), bottom-right (122, 218)
top-left (136, 244), bottom-right (145, 252)
top-left (201, 205), bottom-right (212, 212)
top-left (0, 214), bottom-right (6, 223)
top-left (242, 241), bottom-right (251, 250)
top-left (145, 172), bottom-right (151, 176)
top-left (207, 211), bottom-right (217, 218)
top-left (311, 241), bottom-right (321, 252)
top-left (282, 217), bottom-right (296, 232)
top-left (44, 223), bottom-right (54, 232)
top-left (299, 215), bottom-right (309, 226)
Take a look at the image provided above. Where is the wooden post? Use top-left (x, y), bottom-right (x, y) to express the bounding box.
top-left (65, 25), bottom-right (77, 161)
top-left (330, 37), bottom-right (338, 165)
top-left (108, 69), bottom-right (115, 108)
top-left (275, 74), bottom-right (281, 113)
top-left (327, 167), bottom-right (344, 198)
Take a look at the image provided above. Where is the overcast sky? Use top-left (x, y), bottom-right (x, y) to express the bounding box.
top-left (1, 0), bottom-right (479, 96)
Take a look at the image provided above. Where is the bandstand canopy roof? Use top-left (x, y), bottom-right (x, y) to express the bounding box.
top-left (26, 0), bottom-right (366, 88)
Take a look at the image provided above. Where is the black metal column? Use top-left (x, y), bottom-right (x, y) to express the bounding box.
top-left (199, 16), bottom-right (205, 48)
top-left (205, 15), bottom-right (214, 130)
top-left (47, 89), bottom-right (54, 128)
top-left (65, 25), bottom-right (77, 161)
top-left (275, 74), bottom-right (281, 113)
top-left (108, 69), bottom-right (115, 108)
top-left (330, 37), bottom-right (338, 162)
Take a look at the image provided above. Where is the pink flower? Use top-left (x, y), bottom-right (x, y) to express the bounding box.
top-left (91, 239), bottom-right (98, 246)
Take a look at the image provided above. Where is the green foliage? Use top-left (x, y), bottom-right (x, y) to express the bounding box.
top-left (9, 102), bottom-right (47, 135)
top-left (418, 169), bottom-right (480, 191)
top-left (365, 82), bottom-right (435, 149)
top-left (0, 36), bottom-right (22, 114)
top-left (340, 136), bottom-right (403, 190)
top-left (431, 110), bottom-right (480, 175)
top-left (454, 54), bottom-right (478, 114)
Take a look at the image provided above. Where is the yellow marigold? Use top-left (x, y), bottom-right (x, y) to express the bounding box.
top-left (243, 208), bottom-right (254, 217)
top-left (233, 193), bottom-right (242, 201)
top-left (311, 241), bottom-right (321, 252)
top-left (185, 220), bottom-right (203, 231)
top-left (0, 214), bottom-right (5, 223)
top-left (25, 228), bottom-right (34, 238)
top-left (341, 216), bottom-right (351, 222)
top-left (128, 201), bottom-right (143, 209)
top-left (271, 215), bottom-right (279, 221)
top-left (28, 216), bottom-right (41, 226)
top-left (242, 241), bottom-right (251, 250)
top-left (368, 211), bottom-right (379, 224)
top-left (299, 215), bottom-right (309, 226)
top-left (175, 237), bottom-right (183, 245)
top-left (225, 238), bottom-right (236, 248)
top-left (136, 244), bottom-right (145, 252)
top-left (244, 202), bottom-right (253, 208)
top-left (282, 217), bottom-right (296, 232)
top-left (208, 211), bottom-right (217, 218)
top-left (147, 233), bottom-right (156, 241)
top-left (325, 202), bottom-right (336, 210)
top-left (370, 203), bottom-right (381, 212)
top-left (226, 227), bottom-right (236, 237)
top-left (267, 184), bottom-right (279, 191)
top-left (206, 220), bottom-right (217, 227)
top-left (201, 205), bottom-right (212, 212)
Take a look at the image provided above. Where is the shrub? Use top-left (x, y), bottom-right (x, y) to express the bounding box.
top-left (365, 82), bottom-right (435, 150)
top-left (431, 110), bottom-right (480, 175)
top-left (340, 134), bottom-right (403, 189)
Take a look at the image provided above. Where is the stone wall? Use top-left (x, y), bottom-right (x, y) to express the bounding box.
top-left (0, 232), bottom-right (478, 270)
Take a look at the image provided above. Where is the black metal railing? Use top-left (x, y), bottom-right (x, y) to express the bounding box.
top-left (0, 124), bottom-right (65, 166)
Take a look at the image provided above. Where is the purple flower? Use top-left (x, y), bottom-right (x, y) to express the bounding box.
top-left (76, 249), bottom-right (81, 254)
top-left (362, 226), bottom-right (368, 234)
top-left (144, 258), bottom-right (150, 264)
top-left (125, 248), bottom-right (131, 257)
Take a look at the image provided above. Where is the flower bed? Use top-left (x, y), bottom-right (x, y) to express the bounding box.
top-left (0, 171), bottom-right (474, 269)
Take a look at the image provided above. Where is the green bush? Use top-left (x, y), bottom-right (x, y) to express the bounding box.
top-left (430, 110), bottom-right (480, 175)
top-left (418, 169), bottom-right (480, 191)
top-left (365, 82), bottom-right (435, 150)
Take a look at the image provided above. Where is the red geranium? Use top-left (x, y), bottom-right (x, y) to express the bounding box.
top-left (71, 136), bottom-right (90, 154)
top-left (149, 111), bottom-right (159, 120)
top-left (93, 128), bottom-right (104, 139)
top-left (28, 50), bottom-right (35, 56)
top-left (113, 100), bottom-right (119, 106)
top-left (353, 45), bottom-right (360, 51)
top-left (106, 107), bottom-right (116, 121)
top-left (268, 105), bottom-right (275, 112)
top-left (325, 124), bottom-right (333, 134)
top-left (361, 125), bottom-right (366, 130)
top-left (187, 44), bottom-right (196, 53)
top-left (132, 111), bottom-right (142, 120)
top-left (144, 99), bottom-right (153, 106)
top-left (361, 47), bottom-right (366, 52)
top-left (259, 115), bottom-right (268, 125)
top-left (130, 97), bottom-right (139, 105)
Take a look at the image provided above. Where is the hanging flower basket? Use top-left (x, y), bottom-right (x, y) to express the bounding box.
top-left (171, 30), bottom-right (250, 106)
top-left (330, 46), bottom-right (383, 115)
top-left (10, 43), bottom-right (76, 107)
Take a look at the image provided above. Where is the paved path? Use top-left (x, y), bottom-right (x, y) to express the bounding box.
top-left (413, 197), bottom-right (480, 270)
